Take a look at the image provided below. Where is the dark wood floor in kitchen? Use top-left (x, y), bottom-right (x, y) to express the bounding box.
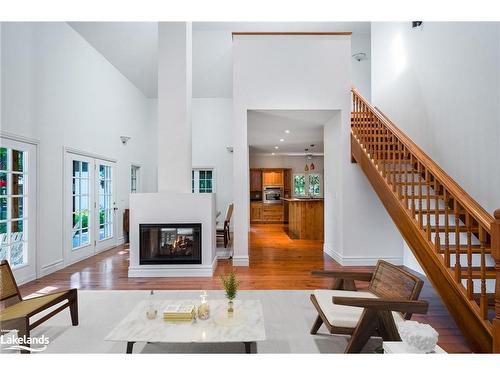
top-left (19, 223), bottom-right (471, 353)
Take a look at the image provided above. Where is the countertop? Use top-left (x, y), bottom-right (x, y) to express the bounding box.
top-left (281, 197), bottom-right (324, 202)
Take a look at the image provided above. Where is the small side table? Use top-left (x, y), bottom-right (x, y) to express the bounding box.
top-left (383, 341), bottom-right (447, 354)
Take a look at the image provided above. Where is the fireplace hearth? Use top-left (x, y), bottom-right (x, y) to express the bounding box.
top-left (139, 223), bottom-right (202, 265)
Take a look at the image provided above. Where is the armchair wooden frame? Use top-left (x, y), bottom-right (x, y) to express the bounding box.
top-left (0, 260), bottom-right (79, 353)
top-left (310, 260), bottom-right (426, 353)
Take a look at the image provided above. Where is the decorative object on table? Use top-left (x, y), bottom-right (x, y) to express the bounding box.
top-left (163, 303), bottom-right (196, 322)
top-left (396, 320), bottom-right (439, 353)
top-left (146, 290), bottom-right (158, 320)
top-left (197, 290), bottom-right (210, 320)
top-left (221, 271), bottom-right (240, 317)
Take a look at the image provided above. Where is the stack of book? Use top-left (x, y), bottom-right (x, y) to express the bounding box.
top-left (163, 304), bottom-right (196, 322)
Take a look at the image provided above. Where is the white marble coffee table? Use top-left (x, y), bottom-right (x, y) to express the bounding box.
top-left (105, 299), bottom-right (266, 353)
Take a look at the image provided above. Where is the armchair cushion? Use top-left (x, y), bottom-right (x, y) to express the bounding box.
top-left (0, 292), bottom-right (68, 321)
top-left (312, 289), bottom-right (404, 328)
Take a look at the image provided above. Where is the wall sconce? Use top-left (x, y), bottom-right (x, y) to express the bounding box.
top-left (120, 136), bottom-right (131, 145)
top-left (226, 146), bottom-right (234, 153)
top-left (412, 21), bottom-right (423, 29)
top-left (352, 52), bottom-right (367, 62)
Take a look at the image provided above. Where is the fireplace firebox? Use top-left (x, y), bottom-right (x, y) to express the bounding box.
top-left (139, 223), bottom-right (202, 265)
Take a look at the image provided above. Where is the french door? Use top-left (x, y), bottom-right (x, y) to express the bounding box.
top-left (65, 152), bottom-right (116, 264)
top-left (0, 137), bottom-right (37, 283)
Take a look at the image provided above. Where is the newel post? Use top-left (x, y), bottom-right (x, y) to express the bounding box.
top-left (492, 209), bottom-right (500, 353)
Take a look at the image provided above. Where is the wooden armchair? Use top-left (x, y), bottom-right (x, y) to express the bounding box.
top-left (310, 260), bottom-right (427, 353)
top-left (216, 203), bottom-right (234, 248)
top-left (0, 260), bottom-right (78, 353)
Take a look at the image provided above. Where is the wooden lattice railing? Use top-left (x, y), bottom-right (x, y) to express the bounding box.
top-left (351, 86), bottom-right (500, 352)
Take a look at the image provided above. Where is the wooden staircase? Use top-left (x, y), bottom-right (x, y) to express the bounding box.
top-left (350, 87), bottom-right (500, 353)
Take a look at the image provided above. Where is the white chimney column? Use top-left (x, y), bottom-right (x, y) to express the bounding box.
top-left (157, 22), bottom-right (193, 193)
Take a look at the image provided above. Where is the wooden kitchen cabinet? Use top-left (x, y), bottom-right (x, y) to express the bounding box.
top-left (283, 168), bottom-right (292, 198)
top-left (249, 169), bottom-right (262, 191)
top-left (262, 169), bottom-right (284, 186)
top-left (250, 201), bottom-right (263, 222)
top-left (262, 203), bottom-right (284, 222)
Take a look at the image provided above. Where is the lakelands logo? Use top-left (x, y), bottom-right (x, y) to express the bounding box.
top-left (1, 330), bottom-right (49, 353)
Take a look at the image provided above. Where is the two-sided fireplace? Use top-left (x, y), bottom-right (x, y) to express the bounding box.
top-left (139, 223), bottom-right (202, 265)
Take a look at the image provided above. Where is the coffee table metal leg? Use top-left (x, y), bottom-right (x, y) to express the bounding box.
top-left (126, 341), bottom-right (135, 354)
top-left (244, 341), bottom-right (256, 354)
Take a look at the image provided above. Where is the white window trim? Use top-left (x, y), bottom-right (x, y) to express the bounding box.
top-left (130, 164), bottom-right (141, 194)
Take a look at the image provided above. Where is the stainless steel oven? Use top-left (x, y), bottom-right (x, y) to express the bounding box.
top-left (263, 187), bottom-right (282, 204)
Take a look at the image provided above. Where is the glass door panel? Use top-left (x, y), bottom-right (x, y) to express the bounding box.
top-left (0, 138), bottom-right (37, 283)
top-left (65, 153), bottom-right (94, 264)
top-left (95, 161), bottom-right (115, 252)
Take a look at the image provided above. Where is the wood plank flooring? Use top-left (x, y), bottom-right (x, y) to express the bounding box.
top-left (19, 223), bottom-right (471, 353)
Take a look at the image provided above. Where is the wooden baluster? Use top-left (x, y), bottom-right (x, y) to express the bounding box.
top-left (454, 199), bottom-right (462, 283)
top-left (466, 212), bottom-right (473, 300)
top-left (381, 121), bottom-right (387, 179)
top-left (425, 169), bottom-right (431, 242)
top-left (434, 177), bottom-right (440, 253)
top-left (492, 210), bottom-right (500, 353)
top-left (479, 226), bottom-right (488, 320)
top-left (443, 188), bottom-right (450, 267)
top-left (392, 135), bottom-right (397, 193)
top-left (398, 142), bottom-right (403, 200)
top-left (418, 161), bottom-right (423, 229)
top-left (403, 148), bottom-right (408, 209)
top-left (410, 154), bottom-right (415, 218)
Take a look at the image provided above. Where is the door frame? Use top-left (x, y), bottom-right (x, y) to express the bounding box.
top-left (94, 158), bottom-right (118, 253)
top-left (0, 131), bottom-right (39, 284)
top-left (62, 147), bottom-right (117, 267)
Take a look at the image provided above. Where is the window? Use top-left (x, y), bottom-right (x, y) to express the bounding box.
top-left (293, 173), bottom-right (322, 197)
top-left (192, 169), bottom-right (214, 193)
top-left (308, 174), bottom-right (321, 196)
top-left (72, 160), bottom-right (90, 249)
top-left (131, 165), bottom-right (140, 193)
top-left (0, 147), bottom-right (28, 267)
top-left (99, 164), bottom-right (113, 241)
top-left (293, 174), bottom-right (306, 196)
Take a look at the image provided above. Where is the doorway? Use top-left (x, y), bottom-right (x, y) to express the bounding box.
top-left (64, 151), bottom-right (117, 265)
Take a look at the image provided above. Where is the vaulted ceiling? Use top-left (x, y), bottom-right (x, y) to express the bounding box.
top-left (69, 22), bottom-right (370, 99)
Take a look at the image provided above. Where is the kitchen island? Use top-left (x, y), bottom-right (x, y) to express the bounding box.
top-left (282, 198), bottom-right (324, 240)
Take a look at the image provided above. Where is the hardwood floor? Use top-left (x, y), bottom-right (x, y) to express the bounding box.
top-left (19, 223), bottom-right (471, 353)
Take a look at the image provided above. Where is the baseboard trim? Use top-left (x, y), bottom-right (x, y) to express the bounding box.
top-left (323, 244), bottom-right (403, 266)
top-left (232, 255), bottom-right (249, 267)
top-left (39, 259), bottom-right (65, 277)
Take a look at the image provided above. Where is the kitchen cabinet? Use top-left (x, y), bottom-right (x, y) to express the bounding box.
top-left (283, 168), bottom-right (292, 198)
top-left (250, 169), bottom-right (262, 191)
top-left (250, 201), bottom-right (263, 222)
top-left (262, 169), bottom-right (284, 187)
top-left (262, 203), bottom-right (284, 222)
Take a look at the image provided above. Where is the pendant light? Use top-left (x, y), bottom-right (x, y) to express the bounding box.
top-left (309, 144), bottom-right (315, 171)
top-left (304, 148), bottom-right (309, 172)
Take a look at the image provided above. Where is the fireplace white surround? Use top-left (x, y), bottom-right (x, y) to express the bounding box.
top-left (128, 192), bottom-right (217, 277)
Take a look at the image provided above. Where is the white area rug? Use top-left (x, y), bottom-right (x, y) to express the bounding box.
top-left (22, 290), bottom-right (380, 354)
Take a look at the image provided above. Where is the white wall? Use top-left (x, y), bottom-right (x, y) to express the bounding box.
top-left (371, 22), bottom-right (500, 271)
top-left (1, 22), bottom-right (157, 279)
top-left (351, 33), bottom-right (371, 100)
top-left (233, 34), bottom-right (403, 266)
top-left (192, 98), bottom-right (233, 216)
top-left (157, 22), bottom-right (192, 193)
top-left (193, 29), bottom-right (371, 99)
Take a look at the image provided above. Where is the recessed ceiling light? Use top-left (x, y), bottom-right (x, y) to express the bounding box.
top-left (279, 138), bottom-right (284, 142)
top-left (274, 146), bottom-right (279, 149)
top-left (285, 130), bottom-right (290, 134)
